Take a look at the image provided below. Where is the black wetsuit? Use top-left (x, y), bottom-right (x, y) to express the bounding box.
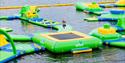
top-left (62, 21), bottom-right (66, 29)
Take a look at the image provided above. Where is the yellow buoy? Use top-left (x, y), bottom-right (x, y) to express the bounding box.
top-left (98, 28), bottom-right (116, 35)
top-left (88, 2), bottom-right (100, 8)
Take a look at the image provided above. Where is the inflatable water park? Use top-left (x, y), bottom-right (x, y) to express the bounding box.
top-left (0, 0), bottom-right (125, 63)
top-left (0, 5), bottom-right (102, 63)
top-left (81, 0), bottom-right (125, 47)
top-left (0, 6), bottom-right (72, 32)
top-left (0, 28), bottom-right (102, 62)
top-left (75, 0), bottom-right (125, 15)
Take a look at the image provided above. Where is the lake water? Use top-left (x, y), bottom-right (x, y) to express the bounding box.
top-left (0, 0), bottom-right (125, 63)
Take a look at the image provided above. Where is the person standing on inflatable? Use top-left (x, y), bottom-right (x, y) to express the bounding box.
top-left (62, 20), bottom-right (66, 29)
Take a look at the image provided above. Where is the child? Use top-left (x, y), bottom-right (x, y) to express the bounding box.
top-left (62, 20), bottom-right (66, 29)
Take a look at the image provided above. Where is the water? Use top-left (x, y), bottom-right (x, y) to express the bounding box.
top-left (0, 0), bottom-right (125, 63)
top-left (0, 0), bottom-right (113, 6)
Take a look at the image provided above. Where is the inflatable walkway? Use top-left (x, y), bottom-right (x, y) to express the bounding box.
top-left (0, 29), bottom-right (45, 63)
top-left (84, 9), bottom-right (125, 22)
top-left (0, 6), bottom-right (73, 32)
top-left (75, 2), bottom-right (103, 15)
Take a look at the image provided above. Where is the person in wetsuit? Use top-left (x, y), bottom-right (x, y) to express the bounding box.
top-left (62, 20), bottom-right (66, 29)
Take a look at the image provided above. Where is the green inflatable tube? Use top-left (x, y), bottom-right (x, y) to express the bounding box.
top-left (32, 34), bottom-right (43, 46)
top-left (75, 2), bottom-right (103, 12)
top-left (110, 42), bottom-right (125, 47)
top-left (0, 29), bottom-right (16, 54)
top-left (0, 16), bottom-right (8, 20)
top-left (20, 18), bottom-right (59, 30)
top-left (116, 4), bottom-right (125, 7)
top-left (10, 35), bottom-right (32, 41)
top-left (0, 28), bottom-right (13, 32)
top-left (75, 2), bottom-right (87, 11)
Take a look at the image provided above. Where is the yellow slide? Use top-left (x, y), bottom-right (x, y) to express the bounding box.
top-left (0, 34), bottom-right (9, 47)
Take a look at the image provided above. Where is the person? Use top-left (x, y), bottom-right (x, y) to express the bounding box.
top-left (62, 20), bottom-right (66, 29)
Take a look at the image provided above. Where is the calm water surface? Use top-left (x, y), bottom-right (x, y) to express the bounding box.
top-left (0, 0), bottom-right (125, 63)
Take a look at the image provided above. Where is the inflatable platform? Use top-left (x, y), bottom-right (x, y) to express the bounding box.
top-left (100, 0), bottom-right (125, 8)
top-left (75, 2), bottom-right (103, 15)
top-left (84, 9), bottom-right (125, 22)
top-left (0, 29), bottom-right (45, 63)
top-left (90, 24), bottom-right (125, 47)
top-left (32, 31), bottom-right (102, 53)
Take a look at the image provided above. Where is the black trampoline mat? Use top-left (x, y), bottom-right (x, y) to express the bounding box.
top-left (49, 33), bottom-right (84, 40)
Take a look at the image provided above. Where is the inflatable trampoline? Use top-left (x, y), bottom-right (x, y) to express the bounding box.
top-left (32, 31), bottom-right (102, 53)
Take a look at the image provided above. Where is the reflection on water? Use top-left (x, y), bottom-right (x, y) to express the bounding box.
top-left (21, 21), bottom-right (33, 33)
top-left (21, 21), bottom-right (40, 34)
top-left (0, 19), bottom-right (56, 35)
top-left (7, 47), bottom-right (125, 63)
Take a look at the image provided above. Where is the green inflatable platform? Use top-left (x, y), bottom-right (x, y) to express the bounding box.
top-left (90, 24), bottom-right (125, 47)
top-left (32, 31), bottom-right (102, 53)
top-left (0, 29), bottom-right (45, 63)
top-left (75, 2), bottom-right (103, 15)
